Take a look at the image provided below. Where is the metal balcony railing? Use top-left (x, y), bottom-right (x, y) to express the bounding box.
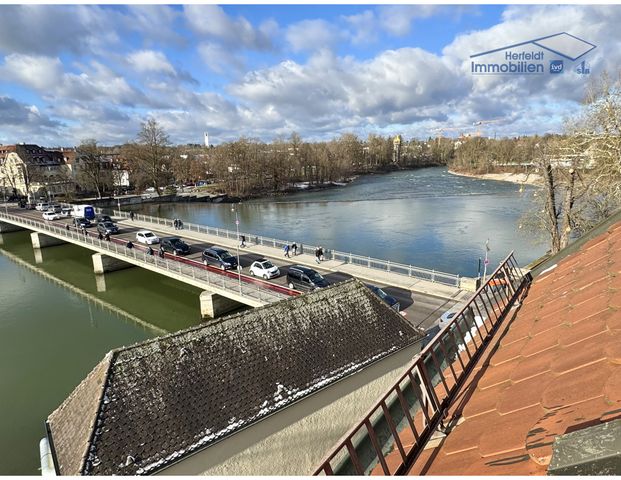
top-left (107, 209), bottom-right (463, 287)
top-left (313, 252), bottom-right (530, 475)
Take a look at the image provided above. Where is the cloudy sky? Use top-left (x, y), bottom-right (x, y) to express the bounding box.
top-left (0, 4), bottom-right (618, 146)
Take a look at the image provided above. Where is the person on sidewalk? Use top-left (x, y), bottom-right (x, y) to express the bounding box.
top-left (159, 246), bottom-right (165, 258)
top-left (179, 220), bottom-right (183, 230)
top-left (173, 218), bottom-right (178, 230)
top-left (147, 246), bottom-right (154, 256)
top-left (315, 247), bottom-right (320, 264)
top-left (104, 232), bottom-right (111, 242)
top-left (98, 232), bottom-right (104, 241)
top-left (129, 211), bottom-right (134, 221)
top-left (240, 235), bottom-right (246, 248)
top-left (291, 242), bottom-right (297, 256)
top-left (319, 246), bottom-right (325, 262)
top-left (284, 244), bottom-right (290, 258)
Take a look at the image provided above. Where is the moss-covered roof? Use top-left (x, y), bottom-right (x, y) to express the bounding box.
top-left (47, 279), bottom-right (423, 475)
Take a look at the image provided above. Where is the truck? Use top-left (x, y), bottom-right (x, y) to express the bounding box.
top-left (71, 204), bottom-right (96, 220)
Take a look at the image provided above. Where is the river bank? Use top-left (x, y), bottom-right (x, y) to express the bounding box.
top-left (448, 169), bottom-right (542, 186)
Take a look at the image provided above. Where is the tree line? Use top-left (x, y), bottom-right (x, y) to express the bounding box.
top-left (75, 123), bottom-right (451, 198)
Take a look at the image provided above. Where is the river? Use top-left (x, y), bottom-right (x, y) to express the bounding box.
top-left (133, 167), bottom-right (546, 276)
top-left (0, 166), bottom-right (544, 474)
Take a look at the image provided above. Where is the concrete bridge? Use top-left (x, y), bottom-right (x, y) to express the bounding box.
top-left (0, 207), bottom-right (473, 325)
top-left (0, 210), bottom-right (293, 318)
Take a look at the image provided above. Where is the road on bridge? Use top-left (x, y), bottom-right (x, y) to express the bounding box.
top-left (8, 207), bottom-right (460, 330)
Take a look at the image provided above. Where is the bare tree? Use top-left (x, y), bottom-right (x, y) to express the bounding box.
top-left (76, 139), bottom-right (112, 199)
top-left (521, 71), bottom-right (621, 253)
top-left (124, 118), bottom-right (172, 195)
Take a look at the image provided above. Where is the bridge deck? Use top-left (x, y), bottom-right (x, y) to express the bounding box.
top-left (0, 209), bottom-right (291, 307)
top-left (115, 212), bottom-right (467, 301)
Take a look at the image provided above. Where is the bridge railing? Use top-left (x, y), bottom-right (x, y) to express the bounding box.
top-left (0, 211), bottom-right (291, 304)
top-left (108, 209), bottom-right (462, 287)
top-left (313, 252), bottom-right (530, 475)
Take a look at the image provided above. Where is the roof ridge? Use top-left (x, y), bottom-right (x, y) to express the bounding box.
top-left (106, 278), bottom-right (363, 356)
top-left (79, 351), bottom-right (116, 475)
top-left (47, 351), bottom-right (115, 475)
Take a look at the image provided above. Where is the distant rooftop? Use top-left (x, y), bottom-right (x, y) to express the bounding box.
top-left (47, 279), bottom-right (423, 475)
top-left (405, 219), bottom-right (621, 475)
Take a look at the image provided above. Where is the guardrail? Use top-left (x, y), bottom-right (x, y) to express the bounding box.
top-left (0, 211), bottom-right (295, 304)
top-left (107, 209), bottom-right (462, 287)
top-left (313, 252), bottom-right (530, 475)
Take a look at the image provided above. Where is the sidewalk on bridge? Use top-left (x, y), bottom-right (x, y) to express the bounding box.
top-left (118, 217), bottom-right (469, 302)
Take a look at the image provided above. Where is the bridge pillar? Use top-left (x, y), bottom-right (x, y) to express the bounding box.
top-left (459, 276), bottom-right (481, 292)
top-left (30, 232), bottom-right (67, 249)
top-left (92, 253), bottom-right (134, 274)
top-left (0, 221), bottom-right (25, 233)
top-left (199, 291), bottom-right (243, 319)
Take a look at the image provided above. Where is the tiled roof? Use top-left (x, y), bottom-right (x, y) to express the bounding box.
top-left (47, 279), bottom-right (423, 475)
top-left (15, 144), bottom-right (64, 166)
top-left (406, 221), bottom-right (621, 475)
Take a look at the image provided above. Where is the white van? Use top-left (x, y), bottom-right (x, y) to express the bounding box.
top-left (35, 202), bottom-right (50, 211)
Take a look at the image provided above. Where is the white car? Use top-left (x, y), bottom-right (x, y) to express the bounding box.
top-left (249, 259), bottom-right (280, 279)
top-left (136, 230), bottom-right (160, 245)
top-left (42, 211), bottom-right (62, 220)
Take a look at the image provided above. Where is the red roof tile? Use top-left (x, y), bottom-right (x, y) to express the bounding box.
top-left (406, 219), bottom-right (621, 476)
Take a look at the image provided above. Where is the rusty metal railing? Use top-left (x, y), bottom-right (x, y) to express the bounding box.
top-left (313, 252), bottom-right (530, 476)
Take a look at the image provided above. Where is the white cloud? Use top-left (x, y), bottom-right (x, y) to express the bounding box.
top-left (123, 5), bottom-right (183, 46)
top-left (0, 5), bottom-right (120, 57)
top-left (128, 50), bottom-right (176, 75)
top-left (285, 19), bottom-right (343, 53)
top-left (198, 43), bottom-right (245, 75)
top-left (230, 47), bottom-right (467, 137)
top-left (0, 96), bottom-right (64, 145)
top-left (343, 10), bottom-right (378, 45)
top-left (378, 5), bottom-right (440, 37)
top-left (184, 5), bottom-right (273, 50)
top-left (0, 54), bottom-right (148, 107)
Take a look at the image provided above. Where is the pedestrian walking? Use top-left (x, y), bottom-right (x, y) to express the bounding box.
top-left (284, 244), bottom-right (290, 258)
top-left (104, 232), bottom-right (111, 242)
top-left (173, 218), bottom-right (179, 230)
top-left (147, 246), bottom-right (154, 256)
top-left (178, 220), bottom-right (183, 230)
top-left (126, 240), bottom-right (134, 249)
top-left (129, 211), bottom-right (134, 221)
top-left (240, 235), bottom-right (246, 248)
top-left (319, 246), bottom-right (325, 262)
top-left (81, 226), bottom-right (87, 236)
top-left (291, 242), bottom-right (297, 256)
top-left (65, 224), bottom-right (70, 231)
top-left (159, 246), bottom-right (165, 258)
top-left (315, 247), bottom-right (320, 264)
top-left (98, 232), bottom-right (103, 241)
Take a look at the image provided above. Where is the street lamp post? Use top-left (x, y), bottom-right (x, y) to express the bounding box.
top-left (483, 239), bottom-right (490, 282)
top-left (2, 179), bottom-right (7, 214)
top-left (231, 205), bottom-right (242, 291)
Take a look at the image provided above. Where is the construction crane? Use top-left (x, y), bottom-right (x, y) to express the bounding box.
top-left (472, 118), bottom-right (506, 138)
top-left (431, 125), bottom-right (471, 139)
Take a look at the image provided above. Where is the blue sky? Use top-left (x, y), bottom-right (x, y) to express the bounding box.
top-left (0, 4), bottom-right (616, 146)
